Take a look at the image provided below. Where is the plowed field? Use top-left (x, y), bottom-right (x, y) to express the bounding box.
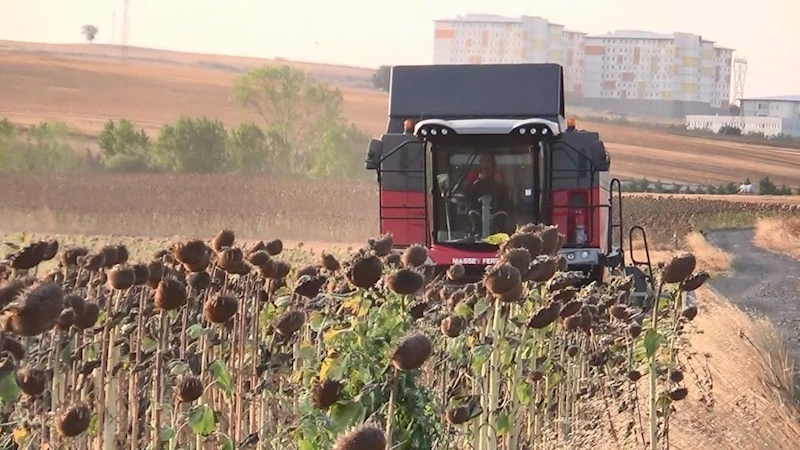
top-left (2, 40), bottom-right (800, 186)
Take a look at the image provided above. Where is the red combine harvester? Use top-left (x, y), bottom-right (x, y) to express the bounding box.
top-left (364, 63), bottom-right (653, 300)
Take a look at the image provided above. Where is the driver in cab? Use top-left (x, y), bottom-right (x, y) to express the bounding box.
top-left (463, 154), bottom-right (509, 235)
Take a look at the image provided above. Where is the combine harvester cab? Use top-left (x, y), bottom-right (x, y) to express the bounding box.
top-left (365, 63), bottom-right (654, 302)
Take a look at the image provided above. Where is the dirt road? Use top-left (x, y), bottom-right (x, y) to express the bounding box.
top-left (706, 228), bottom-right (800, 365)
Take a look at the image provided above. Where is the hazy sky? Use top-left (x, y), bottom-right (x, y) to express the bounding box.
top-left (2, 0), bottom-right (797, 98)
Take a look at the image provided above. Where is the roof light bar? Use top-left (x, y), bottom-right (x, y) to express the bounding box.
top-left (414, 118), bottom-right (561, 140)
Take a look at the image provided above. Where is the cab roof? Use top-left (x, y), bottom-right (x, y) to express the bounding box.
top-left (388, 63), bottom-right (565, 131)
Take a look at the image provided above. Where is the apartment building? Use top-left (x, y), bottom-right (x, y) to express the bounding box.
top-left (581, 30), bottom-right (733, 117)
top-left (562, 30), bottom-right (586, 98)
top-left (432, 16), bottom-right (734, 118)
top-left (432, 14), bottom-right (584, 97)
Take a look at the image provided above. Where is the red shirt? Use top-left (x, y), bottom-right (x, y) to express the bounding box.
top-left (465, 168), bottom-right (504, 185)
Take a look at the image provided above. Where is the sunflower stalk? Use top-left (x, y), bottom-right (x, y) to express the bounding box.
top-left (94, 282), bottom-right (115, 450)
top-left (648, 280), bottom-right (665, 450)
top-left (483, 297), bottom-right (504, 450)
top-left (130, 287), bottom-right (147, 450)
top-left (508, 324), bottom-right (530, 448)
top-left (662, 287), bottom-right (684, 449)
top-left (102, 289), bottom-right (124, 450)
top-left (385, 368), bottom-right (399, 447)
top-left (152, 310), bottom-right (170, 449)
top-left (196, 287), bottom-right (213, 450)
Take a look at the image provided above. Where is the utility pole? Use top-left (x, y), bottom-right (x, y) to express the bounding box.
top-left (121, 0), bottom-right (130, 62)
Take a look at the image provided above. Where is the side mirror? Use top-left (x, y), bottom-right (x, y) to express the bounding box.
top-left (365, 138), bottom-right (383, 170)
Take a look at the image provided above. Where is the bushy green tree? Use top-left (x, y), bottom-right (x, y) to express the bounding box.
top-left (154, 117), bottom-right (228, 173)
top-left (97, 119), bottom-right (151, 161)
top-left (227, 122), bottom-right (269, 173)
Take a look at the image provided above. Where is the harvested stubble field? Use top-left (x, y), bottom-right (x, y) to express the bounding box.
top-left (3, 40), bottom-right (800, 185)
top-left (753, 216), bottom-right (800, 262)
top-left (2, 172), bottom-right (799, 249)
top-left (1, 223), bottom-right (799, 449)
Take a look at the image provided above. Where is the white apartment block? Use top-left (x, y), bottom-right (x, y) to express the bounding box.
top-left (432, 14), bottom-right (584, 96)
top-left (582, 30), bottom-right (733, 109)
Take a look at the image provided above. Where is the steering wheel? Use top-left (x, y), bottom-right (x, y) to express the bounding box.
top-left (449, 192), bottom-right (469, 204)
top-left (468, 175), bottom-right (503, 206)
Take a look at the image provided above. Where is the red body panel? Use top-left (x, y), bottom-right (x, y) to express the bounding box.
top-left (380, 190), bottom-right (426, 246)
top-left (549, 186), bottom-right (608, 252)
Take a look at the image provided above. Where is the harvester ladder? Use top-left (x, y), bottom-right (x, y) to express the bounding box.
top-left (628, 225), bottom-right (655, 291)
top-left (608, 178), bottom-right (625, 264)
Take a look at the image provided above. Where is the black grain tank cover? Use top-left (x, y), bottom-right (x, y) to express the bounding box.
top-left (387, 63), bottom-right (566, 134)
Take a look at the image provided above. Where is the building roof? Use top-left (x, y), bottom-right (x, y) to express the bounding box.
top-left (434, 14), bottom-right (522, 24)
top-left (586, 30), bottom-right (675, 40)
top-left (433, 14), bottom-right (563, 27)
top-left (742, 95), bottom-right (800, 103)
top-left (585, 29), bottom-right (734, 50)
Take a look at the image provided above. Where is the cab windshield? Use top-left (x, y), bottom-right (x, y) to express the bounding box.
top-left (431, 142), bottom-right (539, 243)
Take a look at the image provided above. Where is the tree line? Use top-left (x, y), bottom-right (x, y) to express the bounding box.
top-left (0, 65), bottom-right (372, 179)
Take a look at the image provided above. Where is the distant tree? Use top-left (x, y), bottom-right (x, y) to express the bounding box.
top-left (81, 25), bottom-right (99, 43)
top-left (227, 122), bottom-right (281, 174)
top-left (308, 122), bottom-right (371, 179)
top-left (758, 176), bottom-right (777, 195)
top-left (154, 117), bottom-right (229, 173)
top-left (97, 119), bottom-right (150, 161)
top-left (372, 65), bottom-right (391, 92)
top-left (232, 65), bottom-right (345, 175)
top-left (728, 103), bottom-right (741, 116)
top-left (652, 179), bottom-right (664, 193)
top-left (0, 118), bottom-right (14, 137)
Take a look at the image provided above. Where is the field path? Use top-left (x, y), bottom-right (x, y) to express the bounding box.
top-left (706, 228), bottom-right (800, 366)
